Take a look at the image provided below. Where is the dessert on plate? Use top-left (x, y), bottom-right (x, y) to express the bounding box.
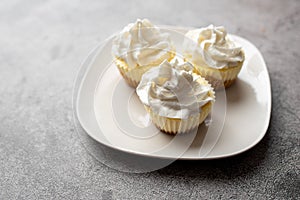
top-left (183, 24), bottom-right (245, 89)
top-left (112, 19), bottom-right (175, 88)
top-left (136, 59), bottom-right (215, 134)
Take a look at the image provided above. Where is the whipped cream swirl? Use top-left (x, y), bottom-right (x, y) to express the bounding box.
top-left (136, 60), bottom-right (214, 119)
top-left (184, 25), bottom-right (244, 69)
top-left (112, 19), bottom-right (173, 68)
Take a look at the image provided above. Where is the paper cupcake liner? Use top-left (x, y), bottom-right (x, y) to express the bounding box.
top-left (184, 53), bottom-right (243, 90)
top-left (115, 59), bottom-right (151, 88)
top-left (199, 74), bottom-right (238, 89)
top-left (114, 49), bottom-right (176, 88)
top-left (193, 63), bottom-right (242, 89)
top-left (144, 102), bottom-right (212, 135)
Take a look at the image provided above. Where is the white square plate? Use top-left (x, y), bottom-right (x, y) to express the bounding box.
top-left (75, 26), bottom-right (271, 160)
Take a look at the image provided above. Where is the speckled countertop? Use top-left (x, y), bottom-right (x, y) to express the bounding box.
top-left (0, 0), bottom-right (299, 199)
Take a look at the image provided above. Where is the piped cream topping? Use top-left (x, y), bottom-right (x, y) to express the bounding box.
top-left (112, 19), bottom-right (173, 68)
top-left (136, 60), bottom-right (214, 119)
top-left (184, 25), bottom-right (244, 69)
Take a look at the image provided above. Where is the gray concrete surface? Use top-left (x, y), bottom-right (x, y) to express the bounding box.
top-left (0, 0), bottom-right (299, 199)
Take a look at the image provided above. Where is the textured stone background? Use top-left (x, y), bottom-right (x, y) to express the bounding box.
top-left (0, 0), bottom-right (299, 199)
